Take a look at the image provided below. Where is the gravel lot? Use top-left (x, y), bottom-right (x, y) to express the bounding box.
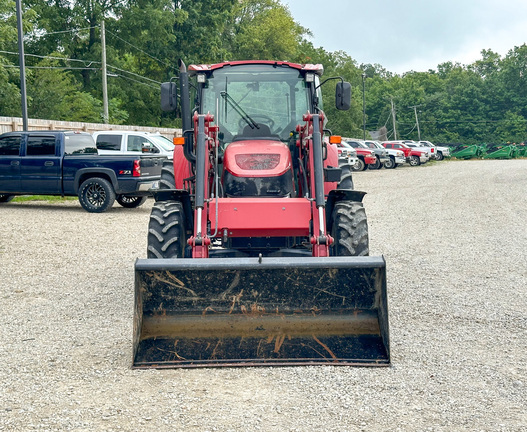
top-left (1, 159), bottom-right (525, 431)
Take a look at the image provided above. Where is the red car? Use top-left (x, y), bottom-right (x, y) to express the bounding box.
top-left (343, 140), bottom-right (377, 171)
top-left (382, 141), bottom-right (428, 166)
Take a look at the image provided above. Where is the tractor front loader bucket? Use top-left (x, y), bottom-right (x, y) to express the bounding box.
top-left (133, 256), bottom-right (390, 368)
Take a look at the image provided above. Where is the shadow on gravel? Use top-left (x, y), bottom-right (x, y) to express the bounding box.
top-left (3, 202), bottom-right (152, 213)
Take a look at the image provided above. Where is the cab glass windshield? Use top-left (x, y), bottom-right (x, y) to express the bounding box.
top-left (201, 65), bottom-right (311, 142)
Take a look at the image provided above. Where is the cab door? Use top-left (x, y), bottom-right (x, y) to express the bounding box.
top-left (0, 134), bottom-right (22, 192)
top-left (20, 134), bottom-right (61, 194)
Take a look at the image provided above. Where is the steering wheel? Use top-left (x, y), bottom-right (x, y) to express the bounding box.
top-left (238, 114), bottom-right (276, 131)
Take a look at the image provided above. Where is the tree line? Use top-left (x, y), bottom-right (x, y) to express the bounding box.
top-left (1, 0), bottom-right (526, 144)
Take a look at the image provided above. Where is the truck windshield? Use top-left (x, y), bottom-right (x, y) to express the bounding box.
top-left (149, 135), bottom-right (174, 152)
top-left (201, 65), bottom-right (311, 142)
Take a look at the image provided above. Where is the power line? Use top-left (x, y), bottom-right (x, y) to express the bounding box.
top-left (104, 28), bottom-right (174, 69)
top-left (0, 50), bottom-right (101, 66)
top-left (110, 74), bottom-right (160, 90)
top-left (1, 50), bottom-right (161, 86)
top-left (1, 65), bottom-right (98, 70)
top-left (107, 64), bottom-right (162, 84)
top-left (29, 26), bottom-right (97, 37)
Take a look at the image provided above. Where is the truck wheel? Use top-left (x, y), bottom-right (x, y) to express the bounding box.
top-left (330, 201), bottom-right (369, 256)
top-left (147, 201), bottom-right (187, 258)
top-left (409, 155), bottom-right (421, 166)
top-left (368, 156), bottom-right (381, 170)
top-left (78, 177), bottom-right (116, 213)
top-left (351, 158), bottom-right (365, 172)
top-left (337, 160), bottom-right (354, 190)
top-left (383, 156), bottom-right (396, 169)
top-left (116, 195), bottom-right (147, 208)
top-left (0, 194), bottom-right (14, 203)
top-left (159, 160), bottom-right (176, 189)
top-left (436, 152), bottom-right (444, 161)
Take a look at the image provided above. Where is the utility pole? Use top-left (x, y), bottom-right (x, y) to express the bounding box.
top-left (361, 73), bottom-right (366, 140)
top-left (16, 0), bottom-right (28, 131)
top-left (101, 20), bottom-right (109, 124)
top-left (410, 105), bottom-right (421, 141)
top-left (391, 98), bottom-right (397, 140)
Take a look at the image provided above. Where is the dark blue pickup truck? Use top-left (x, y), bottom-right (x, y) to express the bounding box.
top-left (0, 131), bottom-right (165, 212)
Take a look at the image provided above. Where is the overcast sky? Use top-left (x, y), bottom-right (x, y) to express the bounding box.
top-left (283, 0), bottom-right (527, 74)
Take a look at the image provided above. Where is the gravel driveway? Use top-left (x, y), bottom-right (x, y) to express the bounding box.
top-left (1, 159), bottom-right (525, 431)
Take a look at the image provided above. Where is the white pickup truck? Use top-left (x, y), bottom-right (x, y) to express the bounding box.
top-left (93, 131), bottom-right (175, 159)
top-left (418, 140), bottom-right (451, 161)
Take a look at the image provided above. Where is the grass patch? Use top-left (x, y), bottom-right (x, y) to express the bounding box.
top-left (12, 195), bottom-right (77, 202)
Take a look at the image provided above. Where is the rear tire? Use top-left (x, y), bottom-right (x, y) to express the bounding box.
top-left (78, 177), bottom-right (115, 213)
top-left (383, 156), bottom-right (396, 169)
top-left (337, 160), bottom-right (354, 190)
top-left (330, 201), bottom-right (369, 256)
top-left (0, 194), bottom-right (14, 203)
top-left (116, 195), bottom-right (147, 208)
top-left (147, 201), bottom-right (187, 258)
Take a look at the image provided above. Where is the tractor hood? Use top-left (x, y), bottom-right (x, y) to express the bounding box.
top-left (223, 141), bottom-right (292, 178)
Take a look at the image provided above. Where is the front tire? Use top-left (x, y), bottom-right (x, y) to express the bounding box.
top-left (351, 158), bottom-right (365, 172)
top-left (383, 156), bottom-right (396, 169)
top-left (368, 156), bottom-right (382, 170)
top-left (409, 155), bottom-right (421, 166)
top-left (78, 177), bottom-right (115, 213)
top-left (116, 195), bottom-right (147, 208)
top-left (147, 201), bottom-right (187, 258)
top-left (337, 160), bottom-right (354, 190)
top-left (0, 194), bottom-right (14, 203)
top-left (330, 201), bottom-right (369, 256)
top-left (436, 152), bottom-right (444, 161)
top-left (159, 160), bottom-right (176, 189)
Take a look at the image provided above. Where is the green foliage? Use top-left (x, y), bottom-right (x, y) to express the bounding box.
top-left (26, 55), bottom-right (102, 121)
top-left (232, 0), bottom-right (307, 60)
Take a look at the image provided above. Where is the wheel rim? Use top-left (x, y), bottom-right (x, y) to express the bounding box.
top-left (85, 183), bottom-right (106, 208)
top-left (410, 157), bottom-right (418, 166)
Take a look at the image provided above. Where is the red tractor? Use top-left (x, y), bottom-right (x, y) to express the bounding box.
top-left (133, 60), bottom-right (389, 368)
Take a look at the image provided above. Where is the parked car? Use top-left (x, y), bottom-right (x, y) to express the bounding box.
top-left (93, 131), bottom-right (175, 159)
top-left (382, 141), bottom-right (428, 166)
top-left (335, 141), bottom-right (359, 167)
top-left (0, 131), bottom-right (165, 212)
top-left (365, 140), bottom-right (405, 169)
top-left (418, 140), bottom-right (450, 161)
top-left (362, 140), bottom-right (391, 169)
top-left (343, 140), bottom-right (377, 171)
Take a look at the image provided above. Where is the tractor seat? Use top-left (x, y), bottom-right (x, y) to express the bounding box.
top-left (233, 123), bottom-right (280, 141)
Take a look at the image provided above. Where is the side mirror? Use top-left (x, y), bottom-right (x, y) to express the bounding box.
top-left (161, 82), bottom-right (177, 112)
top-left (335, 81), bottom-right (351, 111)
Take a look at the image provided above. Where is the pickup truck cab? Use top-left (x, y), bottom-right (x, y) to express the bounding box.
top-left (0, 131), bottom-right (165, 212)
top-left (93, 131), bottom-right (175, 159)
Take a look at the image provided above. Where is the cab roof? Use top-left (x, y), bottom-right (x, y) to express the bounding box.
top-left (188, 60), bottom-right (324, 76)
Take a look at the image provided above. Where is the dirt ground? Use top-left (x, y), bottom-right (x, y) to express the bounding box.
top-left (0, 159), bottom-right (525, 431)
